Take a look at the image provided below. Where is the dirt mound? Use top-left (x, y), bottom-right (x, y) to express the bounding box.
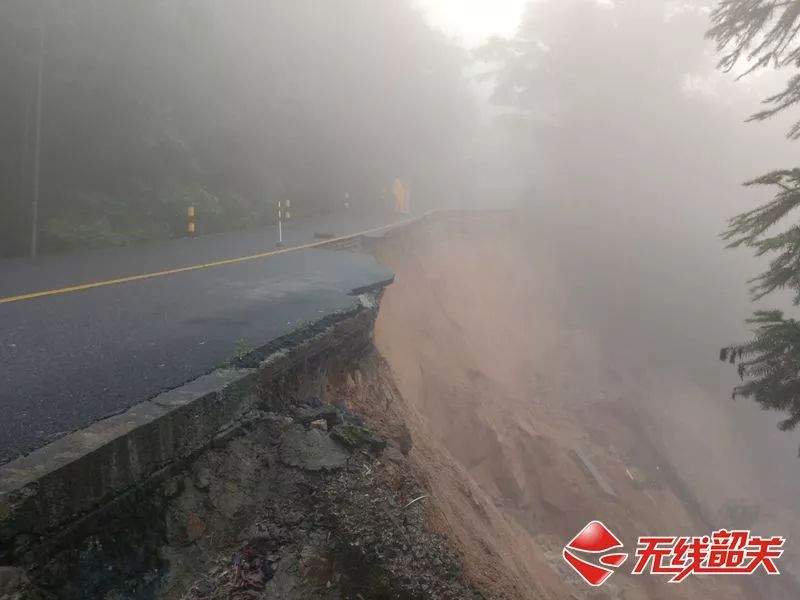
top-left (374, 212), bottom-right (794, 600)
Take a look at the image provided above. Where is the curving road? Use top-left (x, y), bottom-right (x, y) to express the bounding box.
top-left (0, 211), bottom-right (405, 464)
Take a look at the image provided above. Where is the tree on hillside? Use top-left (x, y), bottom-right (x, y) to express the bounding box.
top-left (476, 0), bottom-right (715, 203)
top-left (710, 1), bottom-right (800, 448)
top-left (0, 0), bottom-right (473, 256)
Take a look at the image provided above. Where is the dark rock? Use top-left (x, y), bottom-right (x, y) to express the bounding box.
top-left (396, 423), bottom-right (413, 455)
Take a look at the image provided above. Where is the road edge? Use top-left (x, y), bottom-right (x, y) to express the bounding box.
top-left (0, 215), bottom-right (427, 563)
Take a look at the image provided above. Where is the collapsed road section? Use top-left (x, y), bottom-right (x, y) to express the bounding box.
top-left (0, 223), bottom-right (406, 466)
top-left (0, 226), bottom-right (487, 598)
top-left (10, 210), bottom-right (800, 600)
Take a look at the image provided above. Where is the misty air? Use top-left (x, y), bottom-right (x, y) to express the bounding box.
top-left (1, 1), bottom-right (799, 598)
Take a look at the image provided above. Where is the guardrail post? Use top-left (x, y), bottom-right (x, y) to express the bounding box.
top-left (187, 206), bottom-right (196, 237)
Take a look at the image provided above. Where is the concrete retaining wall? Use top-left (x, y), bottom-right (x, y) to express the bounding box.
top-left (0, 294), bottom-right (383, 565)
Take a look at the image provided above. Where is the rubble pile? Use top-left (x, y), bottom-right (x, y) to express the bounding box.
top-left (14, 348), bottom-right (485, 600)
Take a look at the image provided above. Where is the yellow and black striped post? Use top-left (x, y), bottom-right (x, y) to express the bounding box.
top-left (187, 206), bottom-right (196, 236)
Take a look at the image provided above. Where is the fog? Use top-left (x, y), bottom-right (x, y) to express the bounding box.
top-left (2, 0), bottom-right (799, 583)
top-left (0, 0), bottom-right (476, 255)
top-left (469, 0), bottom-right (800, 547)
top-left (468, 4), bottom-right (800, 584)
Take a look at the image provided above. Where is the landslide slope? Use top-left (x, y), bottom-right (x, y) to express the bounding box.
top-left (374, 211), bottom-right (785, 600)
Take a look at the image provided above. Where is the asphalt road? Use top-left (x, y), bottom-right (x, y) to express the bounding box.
top-left (0, 210), bottom-right (403, 464)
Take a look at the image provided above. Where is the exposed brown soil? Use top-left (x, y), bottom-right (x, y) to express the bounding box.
top-left (12, 312), bottom-right (488, 600)
top-left (151, 348), bottom-right (488, 600)
top-left (373, 211), bottom-right (797, 600)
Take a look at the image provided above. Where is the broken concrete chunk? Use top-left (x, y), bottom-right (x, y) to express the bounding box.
top-left (279, 425), bottom-right (349, 472)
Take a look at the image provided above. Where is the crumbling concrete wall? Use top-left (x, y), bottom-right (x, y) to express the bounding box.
top-left (0, 294), bottom-right (374, 577)
top-left (0, 283), bottom-right (486, 599)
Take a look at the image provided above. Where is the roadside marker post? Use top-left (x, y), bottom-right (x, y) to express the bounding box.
top-left (276, 199), bottom-right (291, 247)
top-left (392, 178), bottom-right (410, 215)
top-left (187, 206), bottom-right (196, 236)
top-left (0, 216), bottom-right (419, 305)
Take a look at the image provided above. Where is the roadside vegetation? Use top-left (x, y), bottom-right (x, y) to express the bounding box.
top-left (0, 1), bottom-right (473, 256)
top-left (710, 1), bottom-right (800, 449)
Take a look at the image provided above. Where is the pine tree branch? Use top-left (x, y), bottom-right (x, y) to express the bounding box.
top-left (722, 169), bottom-right (800, 248)
top-left (708, 1), bottom-right (800, 137)
top-left (712, 2), bottom-right (800, 453)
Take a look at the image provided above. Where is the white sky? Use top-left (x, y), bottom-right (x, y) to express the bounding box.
top-left (415, 0), bottom-right (622, 47)
top-left (415, 0), bottom-right (528, 47)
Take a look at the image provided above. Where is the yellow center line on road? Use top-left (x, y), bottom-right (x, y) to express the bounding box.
top-left (0, 220), bottom-right (414, 305)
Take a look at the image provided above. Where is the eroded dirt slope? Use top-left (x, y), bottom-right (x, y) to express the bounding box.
top-left (373, 212), bottom-right (796, 600)
top-left (13, 313), bottom-right (487, 600)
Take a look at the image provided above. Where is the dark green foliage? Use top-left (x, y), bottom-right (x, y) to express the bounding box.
top-left (708, 1), bottom-right (800, 137)
top-left (723, 170), bottom-right (800, 302)
top-left (709, 1), bottom-right (800, 450)
top-left (721, 311), bottom-right (800, 433)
